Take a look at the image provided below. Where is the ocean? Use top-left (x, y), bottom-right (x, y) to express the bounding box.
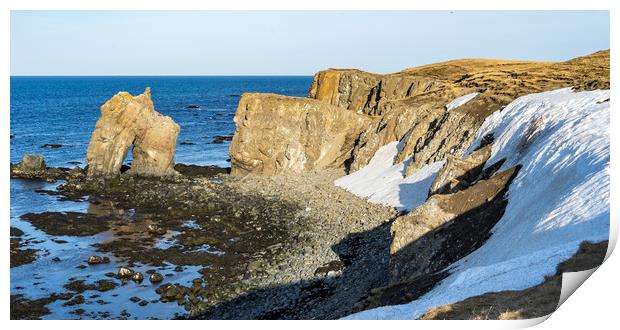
top-left (10, 76), bottom-right (312, 167)
top-left (10, 76), bottom-right (312, 319)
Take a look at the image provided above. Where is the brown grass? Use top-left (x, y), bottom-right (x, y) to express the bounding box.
top-left (420, 241), bottom-right (608, 320)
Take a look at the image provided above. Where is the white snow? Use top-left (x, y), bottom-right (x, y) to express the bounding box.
top-left (446, 92), bottom-right (479, 111)
top-left (335, 141), bottom-right (445, 212)
top-left (344, 87), bottom-right (610, 319)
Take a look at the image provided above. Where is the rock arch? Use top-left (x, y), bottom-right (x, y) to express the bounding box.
top-left (86, 88), bottom-right (180, 177)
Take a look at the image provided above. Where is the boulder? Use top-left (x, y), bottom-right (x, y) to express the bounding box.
top-left (229, 93), bottom-right (373, 175)
top-left (428, 144), bottom-right (493, 196)
top-left (86, 88), bottom-right (180, 177)
top-left (17, 154), bottom-right (46, 172)
top-left (389, 166), bottom-right (519, 282)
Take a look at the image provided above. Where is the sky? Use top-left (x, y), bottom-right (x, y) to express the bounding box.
top-left (10, 11), bottom-right (610, 76)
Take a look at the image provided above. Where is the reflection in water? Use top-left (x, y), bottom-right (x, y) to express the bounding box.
top-left (10, 179), bottom-right (202, 319)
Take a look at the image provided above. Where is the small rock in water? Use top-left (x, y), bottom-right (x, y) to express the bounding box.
top-left (147, 224), bottom-right (166, 236)
top-left (212, 135), bottom-right (233, 144)
top-left (52, 257), bottom-right (61, 262)
top-left (17, 154), bottom-right (46, 172)
top-left (180, 141), bottom-right (195, 145)
top-left (87, 256), bottom-right (103, 265)
top-left (138, 300), bottom-right (149, 307)
top-left (132, 272), bottom-right (144, 284)
top-left (130, 296), bottom-right (141, 303)
top-left (117, 266), bottom-right (135, 279)
top-left (149, 272), bottom-right (164, 283)
top-left (186, 105), bottom-right (200, 109)
top-left (41, 143), bottom-right (63, 149)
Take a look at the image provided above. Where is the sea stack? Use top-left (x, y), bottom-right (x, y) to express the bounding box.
top-left (86, 88), bottom-right (180, 177)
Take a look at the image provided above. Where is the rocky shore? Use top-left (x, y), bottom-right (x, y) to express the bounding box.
top-left (10, 49), bottom-right (610, 320)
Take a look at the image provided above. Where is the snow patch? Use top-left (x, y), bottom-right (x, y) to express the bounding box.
top-left (335, 141), bottom-right (444, 212)
top-left (446, 92), bottom-right (479, 111)
top-left (346, 87), bottom-right (610, 319)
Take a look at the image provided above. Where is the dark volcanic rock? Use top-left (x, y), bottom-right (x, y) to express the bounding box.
top-left (20, 212), bottom-right (114, 237)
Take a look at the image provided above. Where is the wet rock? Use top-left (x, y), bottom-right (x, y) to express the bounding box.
top-left (87, 256), bottom-right (103, 265)
top-left (52, 257), bottom-right (61, 262)
top-left (41, 143), bottom-right (63, 149)
top-left (147, 224), bottom-right (166, 236)
top-left (130, 296), bottom-right (141, 303)
top-left (117, 266), bottom-right (135, 279)
top-left (139, 300), bottom-right (149, 306)
top-left (132, 272), bottom-right (144, 284)
top-left (149, 272), bottom-right (164, 284)
top-left (180, 141), bottom-right (195, 145)
top-left (186, 105), bottom-right (200, 109)
top-left (21, 212), bottom-right (112, 237)
top-left (230, 94), bottom-right (372, 175)
top-left (16, 154), bottom-right (46, 172)
top-left (174, 163), bottom-right (230, 177)
top-left (212, 135), bottom-right (233, 144)
top-left (86, 87), bottom-right (180, 177)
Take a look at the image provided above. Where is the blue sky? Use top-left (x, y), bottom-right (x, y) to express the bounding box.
top-left (10, 11), bottom-right (610, 76)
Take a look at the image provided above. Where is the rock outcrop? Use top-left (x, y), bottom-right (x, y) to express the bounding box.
top-left (389, 165), bottom-right (520, 282)
top-left (428, 144), bottom-right (492, 196)
top-left (231, 50), bottom-right (609, 177)
top-left (310, 50), bottom-right (610, 176)
top-left (86, 88), bottom-right (180, 177)
top-left (229, 93), bottom-right (372, 175)
top-left (16, 154), bottom-right (46, 173)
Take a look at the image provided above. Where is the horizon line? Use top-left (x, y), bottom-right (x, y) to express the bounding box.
top-left (10, 74), bottom-right (315, 77)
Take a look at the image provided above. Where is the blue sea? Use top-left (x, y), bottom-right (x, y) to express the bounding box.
top-left (10, 76), bottom-right (312, 319)
top-left (10, 76), bottom-right (312, 167)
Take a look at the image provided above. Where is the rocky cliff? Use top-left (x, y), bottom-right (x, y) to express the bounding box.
top-left (86, 88), bottom-right (180, 177)
top-left (229, 93), bottom-right (372, 175)
top-left (230, 50), bottom-right (609, 177)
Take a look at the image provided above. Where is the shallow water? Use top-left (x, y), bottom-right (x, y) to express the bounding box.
top-left (10, 76), bottom-right (312, 319)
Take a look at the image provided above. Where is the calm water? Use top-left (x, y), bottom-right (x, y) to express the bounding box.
top-left (10, 76), bottom-right (312, 319)
top-left (10, 76), bottom-right (312, 167)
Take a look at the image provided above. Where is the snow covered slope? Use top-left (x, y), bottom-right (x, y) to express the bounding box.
top-left (335, 141), bottom-right (445, 212)
top-left (345, 87), bottom-right (610, 319)
top-left (446, 92), bottom-right (479, 111)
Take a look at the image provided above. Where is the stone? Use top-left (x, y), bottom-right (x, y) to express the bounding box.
top-left (86, 88), bottom-right (180, 177)
top-left (87, 256), bottom-right (103, 265)
top-left (17, 154), bottom-right (46, 172)
top-left (389, 166), bottom-right (520, 282)
top-left (117, 266), bottom-right (135, 279)
top-left (230, 93), bottom-right (372, 175)
top-left (149, 272), bottom-right (164, 284)
top-left (132, 272), bottom-right (144, 284)
top-left (428, 144), bottom-right (493, 196)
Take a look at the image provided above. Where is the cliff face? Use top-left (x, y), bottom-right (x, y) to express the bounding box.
top-left (86, 88), bottom-right (180, 177)
top-left (231, 50), bottom-right (609, 177)
top-left (229, 93), bottom-right (372, 175)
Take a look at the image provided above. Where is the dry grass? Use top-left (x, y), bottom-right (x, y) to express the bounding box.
top-left (419, 241), bottom-right (608, 320)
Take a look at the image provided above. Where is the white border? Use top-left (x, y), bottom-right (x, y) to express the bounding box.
top-left (1, 1), bottom-right (617, 329)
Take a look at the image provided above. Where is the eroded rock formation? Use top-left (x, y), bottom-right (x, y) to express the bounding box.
top-left (428, 144), bottom-right (492, 196)
top-left (86, 88), bottom-right (180, 177)
top-left (229, 93), bottom-right (372, 175)
top-left (389, 165), bottom-right (520, 282)
top-left (231, 50), bottom-right (609, 177)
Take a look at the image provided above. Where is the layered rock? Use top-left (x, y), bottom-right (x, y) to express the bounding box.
top-left (428, 144), bottom-right (492, 196)
top-left (229, 93), bottom-right (372, 175)
top-left (389, 165), bottom-right (519, 282)
top-left (86, 88), bottom-right (180, 177)
top-left (230, 50), bottom-right (608, 177)
top-left (16, 154), bottom-right (46, 173)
